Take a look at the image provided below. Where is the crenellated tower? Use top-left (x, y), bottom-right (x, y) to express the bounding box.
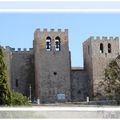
top-left (33, 28), bottom-right (71, 103)
top-left (83, 36), bottom-right (119, 99)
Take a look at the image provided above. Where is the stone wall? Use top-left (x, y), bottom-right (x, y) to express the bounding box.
top-left (83, 39), bottom-right (93, 98)
top-left (71, 68), bottom-right (89, 101)
top-left (10, 49), bottom-right (35, 100)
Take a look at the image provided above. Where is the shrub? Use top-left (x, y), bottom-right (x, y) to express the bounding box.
top-left (10, 91), bottom-right (31, 106)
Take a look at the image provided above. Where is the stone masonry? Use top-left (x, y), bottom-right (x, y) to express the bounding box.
top-left (83, 36), bottom-right (119, 99)
top-left (3, 28), bottom-right (120, 103)
top-left (33, 29), bottom-right (71, 103)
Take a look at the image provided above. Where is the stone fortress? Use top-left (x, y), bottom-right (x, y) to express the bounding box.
top-left (4, 28), bottom-right (119, 103)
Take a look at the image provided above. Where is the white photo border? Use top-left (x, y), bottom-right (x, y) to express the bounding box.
top-left (0, 0), bottom-right (120, 119)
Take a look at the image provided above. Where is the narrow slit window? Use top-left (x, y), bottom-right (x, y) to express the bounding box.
top-left (16, 79), bottom-right (18, 87)
top-left (100, 43), bottom-right (104, 53)
top-left (46, 36), bottom-right (51, 51)
top-left (108, 43), bottom-right (111, 53)
top-left (55, 36), bottom-right (61, 51)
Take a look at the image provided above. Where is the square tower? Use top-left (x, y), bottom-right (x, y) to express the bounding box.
top-left (33, 28), bottom-right (71, 103)
top-left (83, 36), bottom-right (119, 99)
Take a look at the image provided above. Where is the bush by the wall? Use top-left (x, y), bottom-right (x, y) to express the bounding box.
top-left (10, 91), bottom-right (31, 106)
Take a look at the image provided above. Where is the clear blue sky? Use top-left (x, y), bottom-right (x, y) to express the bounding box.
top-left (0, 13), bottom-right (120, 67)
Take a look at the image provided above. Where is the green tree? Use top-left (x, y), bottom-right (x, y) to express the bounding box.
top-left (0, 47), bottom-right (11, 105)
top-left (99, 56), bottom-right (120, 103)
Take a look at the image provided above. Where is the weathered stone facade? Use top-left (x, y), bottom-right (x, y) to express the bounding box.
top-left (83, 36), bottom-right (119, 99)
top-left (71, 67), bottom-right (89, 102)
top-left (5, 47), bottom-right (35, 99)
top-left (33, 29), bottom-right (71, 103)
top-left (3, 28), bottom-right (120, 103)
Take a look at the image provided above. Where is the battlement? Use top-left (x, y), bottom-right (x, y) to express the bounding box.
top-left (35, 28), bottom-right (68, 33)
top-left (1, 46), bottom-right (11, 51)
top-left (0, 46), bottom-right (33, 53)
top-left (8, 48), bottom-right (33, 52)
top-left (88, 36), bottom-right (119, 41)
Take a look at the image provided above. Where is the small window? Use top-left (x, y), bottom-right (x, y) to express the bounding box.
top-left (53, 72), bottom-right (57, 75)
top-left (55, 36), bottom-right (61, 51)
top-left (108, 43), bottom-right (111, 53)
top-left (46, 36), bottom-right (51, 51)
top-left (16, 79), bottom-right (18, 87)
top-left (100, 43), bottom-right (104, 53)
top-left (77, 90), bottom-right (81, 94)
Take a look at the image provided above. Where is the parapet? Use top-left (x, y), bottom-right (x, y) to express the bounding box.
top-left (35, 28), bottom-right (68, 33)
top-left (43, 28), bottom-right (47, 32)
top-left (11, 48), bottom-right (33, 52)
top-left (34, 28), bottom-right (40, 40)
top-left (12, 48), bottom-right (15, 51)
top-left (102, 36), bottom-right (107, 40)
top-left (58, 29), bottom-right (61, 32)
top-left (96, 36), bottom-right (100, 40)
top-left (0, 46), bottom-right (11, 50)
top-left (50, 29), bottom-right (54, 32)
top-left (0, 46), bottom-right (33, 53)
top-left (87, 36), bottom-right (119, 41)
top-left (36, 28), bottom-right (40, 31)
top-left (89, 36), bottom-right (94, 40)
top-left (114, 37), bottom-right (119, 41)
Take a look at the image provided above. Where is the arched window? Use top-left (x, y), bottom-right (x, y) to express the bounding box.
top-left (46, 36), bottom-right (51, 51)
top-left (108, 43), bottom-right (111, 53)
top-left (55, 36), bottom-right (61, 51)
top-left (100, 43), bottom-right (104, 53)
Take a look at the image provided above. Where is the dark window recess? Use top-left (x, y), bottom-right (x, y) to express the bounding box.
top-left (55, 36), bottom-right (61, 51)
top-left (108, 43), bottom-right (111, 53)
top-left (16, 79), bottom-right (18, 87)
top-left (46, 41), bottom-right (50, 49)
top-left (46, 36), bottom-right (51, 51)
top-left (100, 43), bottom-right (104, 53)
top-left (53, 72), bottom-right (57, 75)
top-left (77, 90), bottom-right (81, 94)
top-left (56, 41), bottom-right (60, 48)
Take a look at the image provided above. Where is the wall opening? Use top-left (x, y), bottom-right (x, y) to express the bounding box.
top-left (108, 43), bottom-right (111, 53)
top-left (100, 43), bottom-right (104, 53)
top-left (16, 79), bottom-right (18, 87)
top-left (55, 36), bottom-right (61, 51)
top-left (46, 36), bottom-right (51, 51)
top-left (77, 90), bottom-right (81, 94)
top-left (53, 72), bottom-right (57, 75)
